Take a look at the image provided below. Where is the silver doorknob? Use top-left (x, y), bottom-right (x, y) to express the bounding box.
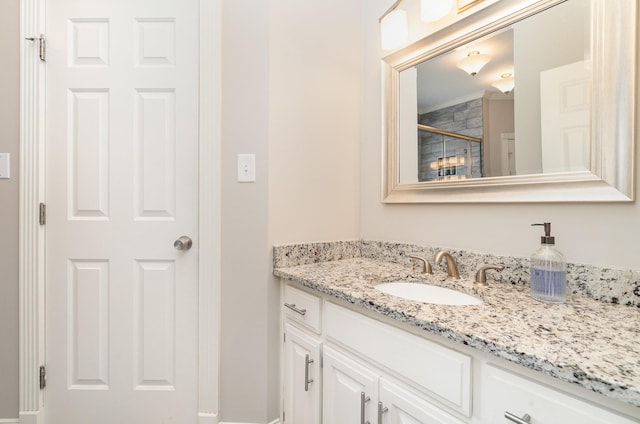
top-left (174, 236), bottom-right (193, 251)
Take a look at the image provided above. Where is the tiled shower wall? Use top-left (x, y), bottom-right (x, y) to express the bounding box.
top-left (418, 98), bottom-right (483, 181)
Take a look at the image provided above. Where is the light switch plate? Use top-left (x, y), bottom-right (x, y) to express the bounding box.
top-left (237, 154), bottom-right (256, 182)
top-left (0, 153), bottom-right (10, 179)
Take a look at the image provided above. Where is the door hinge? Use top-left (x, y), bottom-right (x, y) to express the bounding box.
top-left (39, 366), bottom-right (46, 389)
top-left (25, 34), bottom-right (46, 62)
top-left (39, 203), bottom-right (46, 225)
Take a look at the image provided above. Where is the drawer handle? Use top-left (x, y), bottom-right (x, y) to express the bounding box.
top-left (360, 392), bottom-right (370, 424)
top-left (377, 401), bottom-right (388, 424)
top-left (284, 303), bottom-right (307, 316)
top-left (505, 412), bottom-right (531, 424)
top-left (304, 354), bottom-right (314, 391)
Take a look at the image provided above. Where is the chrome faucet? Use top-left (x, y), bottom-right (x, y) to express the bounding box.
top-left (434, 250), bottom-right (460, 279)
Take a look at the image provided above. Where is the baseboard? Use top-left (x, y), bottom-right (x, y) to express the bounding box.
top-left (1, 417), bottom-right (277, 424)
top-left (18, 411), bottom-right (43, 424)
top-left (2, 415), bottom-right (277, 424)
top-left (198, 412), bottom-right (219, 424)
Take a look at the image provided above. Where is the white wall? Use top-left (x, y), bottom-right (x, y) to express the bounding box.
top-left (0, 0), bottom-right (20, 418)
top-left (483, 95), bottom-right (514, 177)
top-left (399, 67), bottom-right (418, 184)
top-left (361, 0), bottom-right (640, 270)
top-left (268, 1), bottom-right (362, 244)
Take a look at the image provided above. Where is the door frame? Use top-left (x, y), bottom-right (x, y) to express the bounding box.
top-left (18, 0), bottom-right (222, 423)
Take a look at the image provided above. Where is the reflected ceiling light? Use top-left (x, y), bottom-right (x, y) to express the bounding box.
top-left (492, 73), bottom-right (515, 93)
top-left (456, 51), bottom-right (491, 76)
top-left (420, 0), bottom-right (454, 22)
top-left (380, 0), bottom-right (408, 51)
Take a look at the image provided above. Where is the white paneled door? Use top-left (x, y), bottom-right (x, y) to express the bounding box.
top-left (45, 0), bottom-right (199, 422)
top-left (540, 60), bottom-right (591, 173)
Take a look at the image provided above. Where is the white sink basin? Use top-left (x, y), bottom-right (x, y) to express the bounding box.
top-left (376, 282), bottom-right (482, 306)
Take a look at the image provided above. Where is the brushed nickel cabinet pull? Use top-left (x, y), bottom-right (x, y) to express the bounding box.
top-left (360, 392), bottom-right (371, 424)
top-left (377, 401), bottom-right (388, 424)
top-left (304, 354), bottom-right (314, 391)
top-left (504, 411), bottom-right (531, 424)
top-left (284, 303), bottom-right (307, 316)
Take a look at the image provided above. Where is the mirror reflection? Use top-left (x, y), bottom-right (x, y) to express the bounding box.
top-left (398, 0), bottom-right (591, 183)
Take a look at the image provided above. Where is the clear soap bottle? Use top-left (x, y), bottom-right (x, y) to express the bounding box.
top-left (530, 223), bottom-right (567, 303)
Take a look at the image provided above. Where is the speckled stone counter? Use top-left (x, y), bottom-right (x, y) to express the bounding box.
top-left (273, 242), bottom-right (640, 408)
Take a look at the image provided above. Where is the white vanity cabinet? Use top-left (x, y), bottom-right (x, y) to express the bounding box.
top-left (323, 346), bottom-right (466, 424)
top-left (379, 378), bottom-right (467, 424)
top-left (324, 301), bottom-right (472, 417)
top-left (281, 282), bottom-right (640, 424)
top-left (482, 365), bottom-right (638, 424)
top-left (282, 284), bottom-right (467, 424)
top-left (323, 346), bottom-right (379, 424)
top-left (282, 285), bottom-right (323, 424)
top-left (283, 323), bottom-right (321, 424)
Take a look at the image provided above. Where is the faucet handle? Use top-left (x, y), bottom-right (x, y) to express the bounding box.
top-left (474, 265), bottom-right (505, 287)
top-left (408, 255), bottom-right (433, 274)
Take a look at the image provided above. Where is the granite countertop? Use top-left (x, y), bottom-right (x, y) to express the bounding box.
top-left (274, 257), bottom-right (640, 408)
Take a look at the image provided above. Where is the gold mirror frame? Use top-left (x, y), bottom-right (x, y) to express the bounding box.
top-left (382, 0), bottom-right (636, 203)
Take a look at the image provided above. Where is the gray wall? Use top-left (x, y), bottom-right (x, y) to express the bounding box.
top-left (220, 0), bottom-right (273, 422)
top-left (0, 0), bottom-right (20, 418)
top-left (220, 0), bottom-right (363, 421)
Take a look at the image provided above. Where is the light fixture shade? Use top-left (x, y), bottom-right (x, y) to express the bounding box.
top-left (456, 51), bottom-right (491, 76)
top-left (420, 0), bottom-right (454, 23)
top-left (381, 9), bottom-right (408, 50)
top-left (492, 73), bottom-right (515, 93)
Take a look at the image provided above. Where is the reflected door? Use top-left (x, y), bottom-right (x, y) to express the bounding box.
top-left (540, 61), bottom-right (591, 173)
top-left (45, 0), bottom-right (199, 421)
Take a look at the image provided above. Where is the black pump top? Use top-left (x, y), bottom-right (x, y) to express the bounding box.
top-left (531, 222), bottom-right (555, 244)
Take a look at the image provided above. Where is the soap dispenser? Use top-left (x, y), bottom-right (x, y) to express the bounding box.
top-left (530, 223), bottom-right (567, 303)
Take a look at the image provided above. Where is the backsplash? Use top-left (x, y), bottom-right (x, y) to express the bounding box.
top-left (273, 240), bottom-right (640, 308)
top-left (272, 240), bottom-right (361, 268)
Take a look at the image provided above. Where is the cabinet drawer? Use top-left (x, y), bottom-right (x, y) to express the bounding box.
top-left (483, 365), bottom-right (637, 424)
top-left (283, 284), bottom-right (322, 333)
top-left (325, 302), bottom-right (472, 416)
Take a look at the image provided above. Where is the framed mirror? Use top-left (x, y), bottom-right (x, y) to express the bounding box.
top-left (382, 0), bottom-right (636, 203)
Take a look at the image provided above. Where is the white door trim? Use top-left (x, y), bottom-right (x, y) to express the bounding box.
top-left (18, 1), bottom-right (222, 423)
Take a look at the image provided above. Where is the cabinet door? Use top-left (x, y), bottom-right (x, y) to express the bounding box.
top-left (323, 346), bottom-right (379, 424)
top-left (483, 365), bottom-right (638, 424)
top-left (379, 379), bottom-right (466, 424)
top-left (284, 323), bottom-right (321, 424)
